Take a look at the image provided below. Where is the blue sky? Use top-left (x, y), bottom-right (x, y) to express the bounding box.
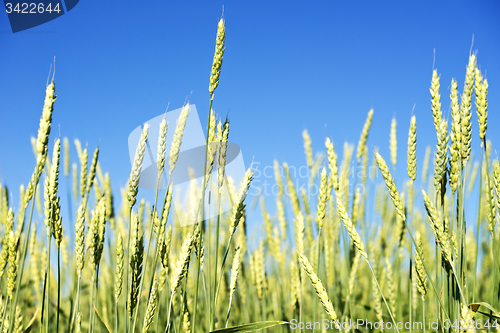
top-left (1, 1), bottom-right (500, 235)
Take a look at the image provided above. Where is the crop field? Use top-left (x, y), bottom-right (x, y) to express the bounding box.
top-left (0, 15), bottom-right (499, 333)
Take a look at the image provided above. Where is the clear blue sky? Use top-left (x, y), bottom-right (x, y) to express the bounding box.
top-left (1, 1), bottom-right (500, 234)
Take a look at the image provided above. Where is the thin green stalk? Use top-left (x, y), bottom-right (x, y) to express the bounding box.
top-left (313, 227), bottom-right (322, 325)
top-left (69, 188), bottom-right (92, 333)
top-left (192, 96), bottom-right (215, 333)
top-left (131, 175), bottom-right (162, 333)
top-left (213, 234), bottom-right (234, 318)
top-left (115, 299), bottom-right (119, 333)
top-left (45, 234), bottom-right (52, 333)
top-left (207, 192), bottom-right (213, 332)
top-left (66, 174), bottom-right (74, 240)
top-left (483, 139), bottom-right (499, 307)
top-left (125, 207), bottom-right (132, 333)
top-left (69, 275), bottom-right (81, 333)
top-left (88, 275), bottom-right (96, 333)
top-left (56, 248), bottom-right (61, 333)
top-left (409, 258), bottom-right (413, 333)
top-left (366, 259), bottom-right (400, 333)
top-left (423, 298), bottom-right (426, 333)
top-left (40, 269), bottom-right (47, 333)
top-left (225, 296), bottom-right (233, 328)
top-left (145, 181), bottom-right (173, 322)
top-left (164, 290), bottom-right (175, 333)
top-left (211, 190), bottom-right (222, 331)
top-left (409, 180), bottom-right (414, 333)
top-left (1, 297), bottom-right (9, 333)
top-left (155, 296), bottom-right (161, 333)
top-left (402, 216), bottom-right (453, 326)
top-left (8, 182), bottom-right (38, 333)
top-left (177, 277), bottom-right (189, 333)
top-left (473, 146), bottom-right (483, 303)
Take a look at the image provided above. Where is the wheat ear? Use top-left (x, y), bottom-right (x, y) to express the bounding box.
top-left (302, 130), bottom-right (313, 170)
top-left (79, 148), bottom-right (87, 198)
top-left (171, 232), bottom-right (195, 292)
top-left (209, 17), bottom-right (225, 99)
top-left (316, 167), bottom-right (328, 228)
top-left (407, 115), bottom-right (417, 182)
top-left (157, 117), bottom-right (168, 174)
top-left (229, 168), bottom-right (253, 237)
top-left (375, 152), bottom-right (405, 221)
top-left (356, 108), bottom-right (374, 162)
top-left (7, 231), bottom-right (18, 299)
top-left (460, 54), bottom-right (476, 162)
top-left (325, 138), bottom-right (339, 192)
top-left (336, 199), bottom-right (367, 259)
top-left (430, 69), bottom-right (442, 132)
top-left (128, 124), bottom-right (149, 208)
top-left (169, 104), bottom-right (189, 179)
top-left (421, 189), bottom-right (453, 268)
top-left (142, 277), bottom-right (159, 333)
top-left (414, 231), bottom-right (427, 300)
top-left (475, 68), bottom-right (488, 142)
top-left (298, 252), bottom-right (339, 324)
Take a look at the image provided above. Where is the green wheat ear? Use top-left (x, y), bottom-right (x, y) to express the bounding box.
top-left (128, 124), bottom-right (149, 208)
top-left (7, 230), bottom-right (18, 298)
top-left (407, 115), bottom-right (417, 182)
top-left (460, 54), bottom-right (476, 162)
top-left (356, 108), bottom-right (374, 163)
top-left (336, 198), bottom-right (367, 259)
top-left (316, 167), bottom-right (328, 228)
top-left (430, 69), bottom-right (442, 132)
top-left (209, 16), bottom-right (225, 98)
top-left (171, 232), bottom-right (195, 293)
top-left (115, 232), bottom-right (124, 301)
top-left (298, 252), bottom-right (340, 325)
top-left (142, 277), bottom-right (159, 333)
top-left (415, 231), bottom-right (427, 300)
top-left (375, 151), bottom-right (404, 221)
top-left (475, 68), bottom-right (488, 142)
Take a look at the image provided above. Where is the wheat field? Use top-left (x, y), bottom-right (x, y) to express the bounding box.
top-left (0, 16), bottom-right (499, 333)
